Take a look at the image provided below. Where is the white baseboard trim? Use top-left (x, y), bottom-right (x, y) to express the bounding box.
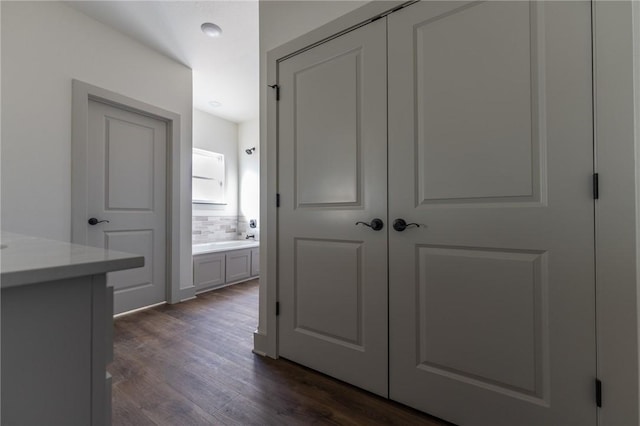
top-left (253, 330), bottom-right (270, 357)
top-left (179, 286), bottom-right (196, 302)
top-left (114, 301), bottom-right (167, 318)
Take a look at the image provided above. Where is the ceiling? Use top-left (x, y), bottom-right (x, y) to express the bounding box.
top-left (68, 1), bottom-right (259, 123)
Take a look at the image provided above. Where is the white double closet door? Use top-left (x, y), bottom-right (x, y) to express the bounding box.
top-left (278, 2), bottom-right (596, 425)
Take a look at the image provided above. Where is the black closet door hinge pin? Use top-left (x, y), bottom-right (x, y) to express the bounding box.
top-left (593, 173), bottom-right (599, 200)
top-left (596, 378), bottom-right (602, 407)
top-left (268, 84), bottom-right (280, 101)
top-left (276, 302), bottom-right (280, 316)
top-left (276, 193), bottom-right (281, 207)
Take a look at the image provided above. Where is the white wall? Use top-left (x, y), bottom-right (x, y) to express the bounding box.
top-left (1, 1), bottom-right (193, 293)
top-left (192, 109), bottom-right (239, 217)
top-left (259, 1), bottom-right (368, 53)
top-left (239, 118), bottom-right (260, 236)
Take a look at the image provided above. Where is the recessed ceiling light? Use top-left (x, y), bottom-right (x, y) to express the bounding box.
top-left (201, 22), bottom-right (222, 38)
top-left (209, 100), bottom-right (222, 108)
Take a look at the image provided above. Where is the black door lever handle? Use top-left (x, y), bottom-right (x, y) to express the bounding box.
top-left (355, 218), bottom-right (384, 231)
top-left (393, 218), bottom-right (420, 232)
top-left (88, 218), bottom-right (110, 226)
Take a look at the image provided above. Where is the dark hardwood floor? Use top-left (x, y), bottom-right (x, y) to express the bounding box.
top-left (111, 279), bottom-right (448, 425)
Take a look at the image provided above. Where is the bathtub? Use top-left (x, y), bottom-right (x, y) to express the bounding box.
top-left (193, 240), bottom-right (260, 292)
top-left (193, 240), bottom-right (259, 255)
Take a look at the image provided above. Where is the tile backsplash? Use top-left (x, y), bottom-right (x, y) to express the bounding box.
top-left (192, 216), bottom-right (238, 244)
top-left (193, 214), bottom-right (259, 244)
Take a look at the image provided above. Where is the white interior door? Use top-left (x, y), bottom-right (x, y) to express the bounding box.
top-left (87, 100), bottom-right (167, 314)
top-left (388, 2), bottom-right (596, 425)
top-left (277, 18), bottom-right (389, 396)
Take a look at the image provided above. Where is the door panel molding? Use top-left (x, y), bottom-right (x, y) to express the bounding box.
top-left (415, 245), bottom-right (549, 404)
top-left (293, 238), bottom-right (364, 348)
top-left (414, 1), bottom-right (547, 207)
top-left (294, 48), bottom-right (363, 208)
top-left (105, 229), bottom-right (155, 292)
top-left (104, 116), bottom-right (156, 211)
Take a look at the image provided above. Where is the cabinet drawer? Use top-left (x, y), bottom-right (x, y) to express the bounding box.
top-left (226, 249), bottom-right (251, 283)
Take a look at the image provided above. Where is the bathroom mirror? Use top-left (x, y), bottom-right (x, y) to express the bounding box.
top-left (192, 148), bottom-right (226, 204)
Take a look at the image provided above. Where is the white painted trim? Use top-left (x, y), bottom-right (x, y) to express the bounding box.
top-left (179, 287), bottom-right (196, 302)
top-left (113, 301), bottom-right (167, 319)
top-left (261, 2), bottom-right (640, 423)
top-left (593, 2), bottom-right (639, 424)
top-left (266, 1), bottom-right (410, 64)
top-left (252, 330), bottom-right (268, 357)
top-left (635, 2), bottom-right (640, 420)
top-left (71, 79), bottom-right (183, 305)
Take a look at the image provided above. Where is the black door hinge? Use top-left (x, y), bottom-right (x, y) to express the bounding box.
top-left (596, 378), bottom-right (602, 407)
top-left (268, 84), bottom-right (280, 101)
top-left (276, 302), bottom-right (280, 316)
top-left (593, 173), bottom-right (599, 200)
top-left (276, 193), bottom-right (280, 207)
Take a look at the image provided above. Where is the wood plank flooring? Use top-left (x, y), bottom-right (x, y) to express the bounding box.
top-left (111, 279), bottom-right (449, 425)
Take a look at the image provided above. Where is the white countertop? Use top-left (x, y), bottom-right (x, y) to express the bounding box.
top-left (0, 232), bottom-right (144, 289)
